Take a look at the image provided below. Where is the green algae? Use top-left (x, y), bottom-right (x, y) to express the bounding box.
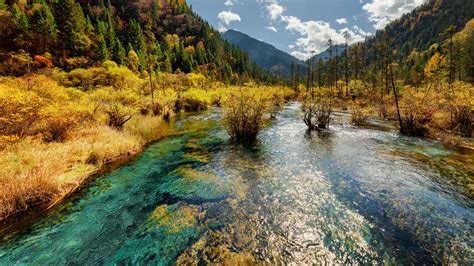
top-left (149, 204), bottom-right (201, 234)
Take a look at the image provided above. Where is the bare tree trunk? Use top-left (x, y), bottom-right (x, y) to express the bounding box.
top-left (148, 57), bottom-right (155, 112)
top-left (390, 65), bottom-right (403, 132)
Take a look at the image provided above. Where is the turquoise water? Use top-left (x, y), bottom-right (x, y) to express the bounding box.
top-left (1, 104), bottom-right (473, 264)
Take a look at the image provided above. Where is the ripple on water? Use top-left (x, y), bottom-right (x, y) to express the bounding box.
top-left (0, 104), bottom-right (472, 265)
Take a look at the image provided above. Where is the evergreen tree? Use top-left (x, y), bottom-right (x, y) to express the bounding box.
top-left (143, 23), bottom-right (158, 111)
top-left (98, 34), bottom-right (108, 62)
top-left (11, 3), bottom-right (30, 51)
top-left (31, 0), bottom-right (57, 51)
top-left (12, 4), bottom-right (30, 31)
top-left (126, 19), bottom-right (145, 53)
top-left (112, 39), bottom-right (126, 65)
top-left (344, 31), bottom-right (350, 97)
top-left (54, 0), bottom-right (88, 56)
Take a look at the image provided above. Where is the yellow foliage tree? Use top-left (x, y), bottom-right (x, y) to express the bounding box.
top-left (424, 52), bottom-right (445, 85)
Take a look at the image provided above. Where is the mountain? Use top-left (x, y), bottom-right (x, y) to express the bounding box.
top-left (310, 44), bottom-right (346, 62)
top-left (313, 0), bottom-right (474, 84)
top-left (222, 29), bottom-right (305, 77)
top-left (0, 0), bottom-right (275, 83)
top-left (363, 0), bottom-right (474, 63)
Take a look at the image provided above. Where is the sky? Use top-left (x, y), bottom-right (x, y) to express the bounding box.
top-left (186, 0), bottom-right (425, 60)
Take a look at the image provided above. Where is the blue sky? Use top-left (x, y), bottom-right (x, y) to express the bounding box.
top-left (187, 0), bottom-right (424, 60)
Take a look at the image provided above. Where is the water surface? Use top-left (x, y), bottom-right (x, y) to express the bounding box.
top-left (1, 104), bottom-right (472, 264)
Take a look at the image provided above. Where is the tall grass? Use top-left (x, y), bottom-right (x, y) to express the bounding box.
top-left (0, 116), bottom-right (176, 223)
top-left (0, 125), bottom-right (143, 222)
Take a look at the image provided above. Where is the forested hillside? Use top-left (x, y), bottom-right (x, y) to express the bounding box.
top-left (0, 0), bottom-right (275, 83)
top-left (302, 0), bottom-right (474, 88)
top-left (222, 29), bottom-right (305, 78)
top-left (293, 0), bottom-right (473, 140)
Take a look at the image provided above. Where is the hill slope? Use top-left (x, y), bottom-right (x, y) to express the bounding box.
top-left (0, 0), bottom-right (274, 82)
top-left (222, 29), bottom-right (305, 77)
top-left (310, 0), bottom-right (474, 87)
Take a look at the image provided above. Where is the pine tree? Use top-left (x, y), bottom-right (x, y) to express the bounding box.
top-left (12, 4), bottom-right (30, 31)
top-left (98, 34), bottom-right (109, 62)
top-left (343, 31), bottom-right (350, 97)
top-left (11, 3), bottom-right (30, 52)
top-left (126, 19), bottom-right (145, 53)
top-left (54, 0), bottom-right (88, 56)
top-left (85, 15), bottom-right (94, 34)
top-left (31, 0), bottom-right (57, 51)
top-left (112, 38), bottom-right (126, 65)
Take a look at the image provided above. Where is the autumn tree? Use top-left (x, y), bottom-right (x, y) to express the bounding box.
top-left (127, 47), bottom-right (140, 73)
top-left (424, 52), bottom-right (445, 86)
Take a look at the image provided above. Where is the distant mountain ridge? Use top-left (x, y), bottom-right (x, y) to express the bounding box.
top-left (222, 29), bottom-right (305, 77)
top-left (310, 44), bottom-right (346, 62)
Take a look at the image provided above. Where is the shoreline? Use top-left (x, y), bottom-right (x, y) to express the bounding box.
top-left (2, 106), bottom-right (472, 235)
top-left (0, 131), bottom-right (181, 235)
top-left (333, 109), bottom-right (474, 152)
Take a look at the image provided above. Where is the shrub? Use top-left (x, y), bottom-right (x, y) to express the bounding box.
top-left (447, 82), bottom-right (473, 137)
top-left (65, 56), bottom-right (89, 71)
top-left (104, 104), bottom-right (133, 129)
top-left (301, 87), bottom-right (334, 130)
top-left (40, 103), bottom-right (86, 142)
top-left (180, 88), bottom-right (211, 112)
top-left (399, 88), bottom-right (438, 136)
top-left (0, 75), bottom-right (88, 140)
top-left (222, 89), bottom-right (266, 143)
top-left (350, 104), bottom-right (370, 126)
top-left (0, 85), bottom-right (43, 137)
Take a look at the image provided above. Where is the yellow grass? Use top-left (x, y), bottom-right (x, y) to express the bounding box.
top-left (0, 65), bottom-right (294, 224)
top-left (0, 113), bottom-right (178, 223)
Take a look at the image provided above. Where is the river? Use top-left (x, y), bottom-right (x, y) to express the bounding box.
top-left (0, 103), bottom-right (472, 264)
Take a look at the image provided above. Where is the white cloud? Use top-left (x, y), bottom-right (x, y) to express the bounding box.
top-left (257, 0), bottom-right (371, 60)
top-left (290, 51), bottom-right (309, 60)
top-left (224, 0), bottom-right (233, 6)
top-left (336, 18), bottom-right (348, 24)
top-left (282, 15), bottom-right (369, 59)
top-left (217, 10), bottom-right (241, 25)
top-left (258, 0), bottom-right (285, 20)
top-left (266, 26), bottom-right (277, 32)
top-left (266, 2), bottom-right (284, 20)
top-left (363, 0), bottom-right (424, 29)
top-left (218, 25), bottom-right (228, 33)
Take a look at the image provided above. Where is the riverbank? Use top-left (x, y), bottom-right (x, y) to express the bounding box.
top-left (0, 67), bottom-right (294, 231)
top-left (0, 115), bottom-right (179, 231)
top-left (1, 103), bottom-right (471, 264)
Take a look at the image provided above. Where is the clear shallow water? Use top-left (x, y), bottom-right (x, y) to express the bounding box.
top-left (1, 103), bottom-right (473, 264)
